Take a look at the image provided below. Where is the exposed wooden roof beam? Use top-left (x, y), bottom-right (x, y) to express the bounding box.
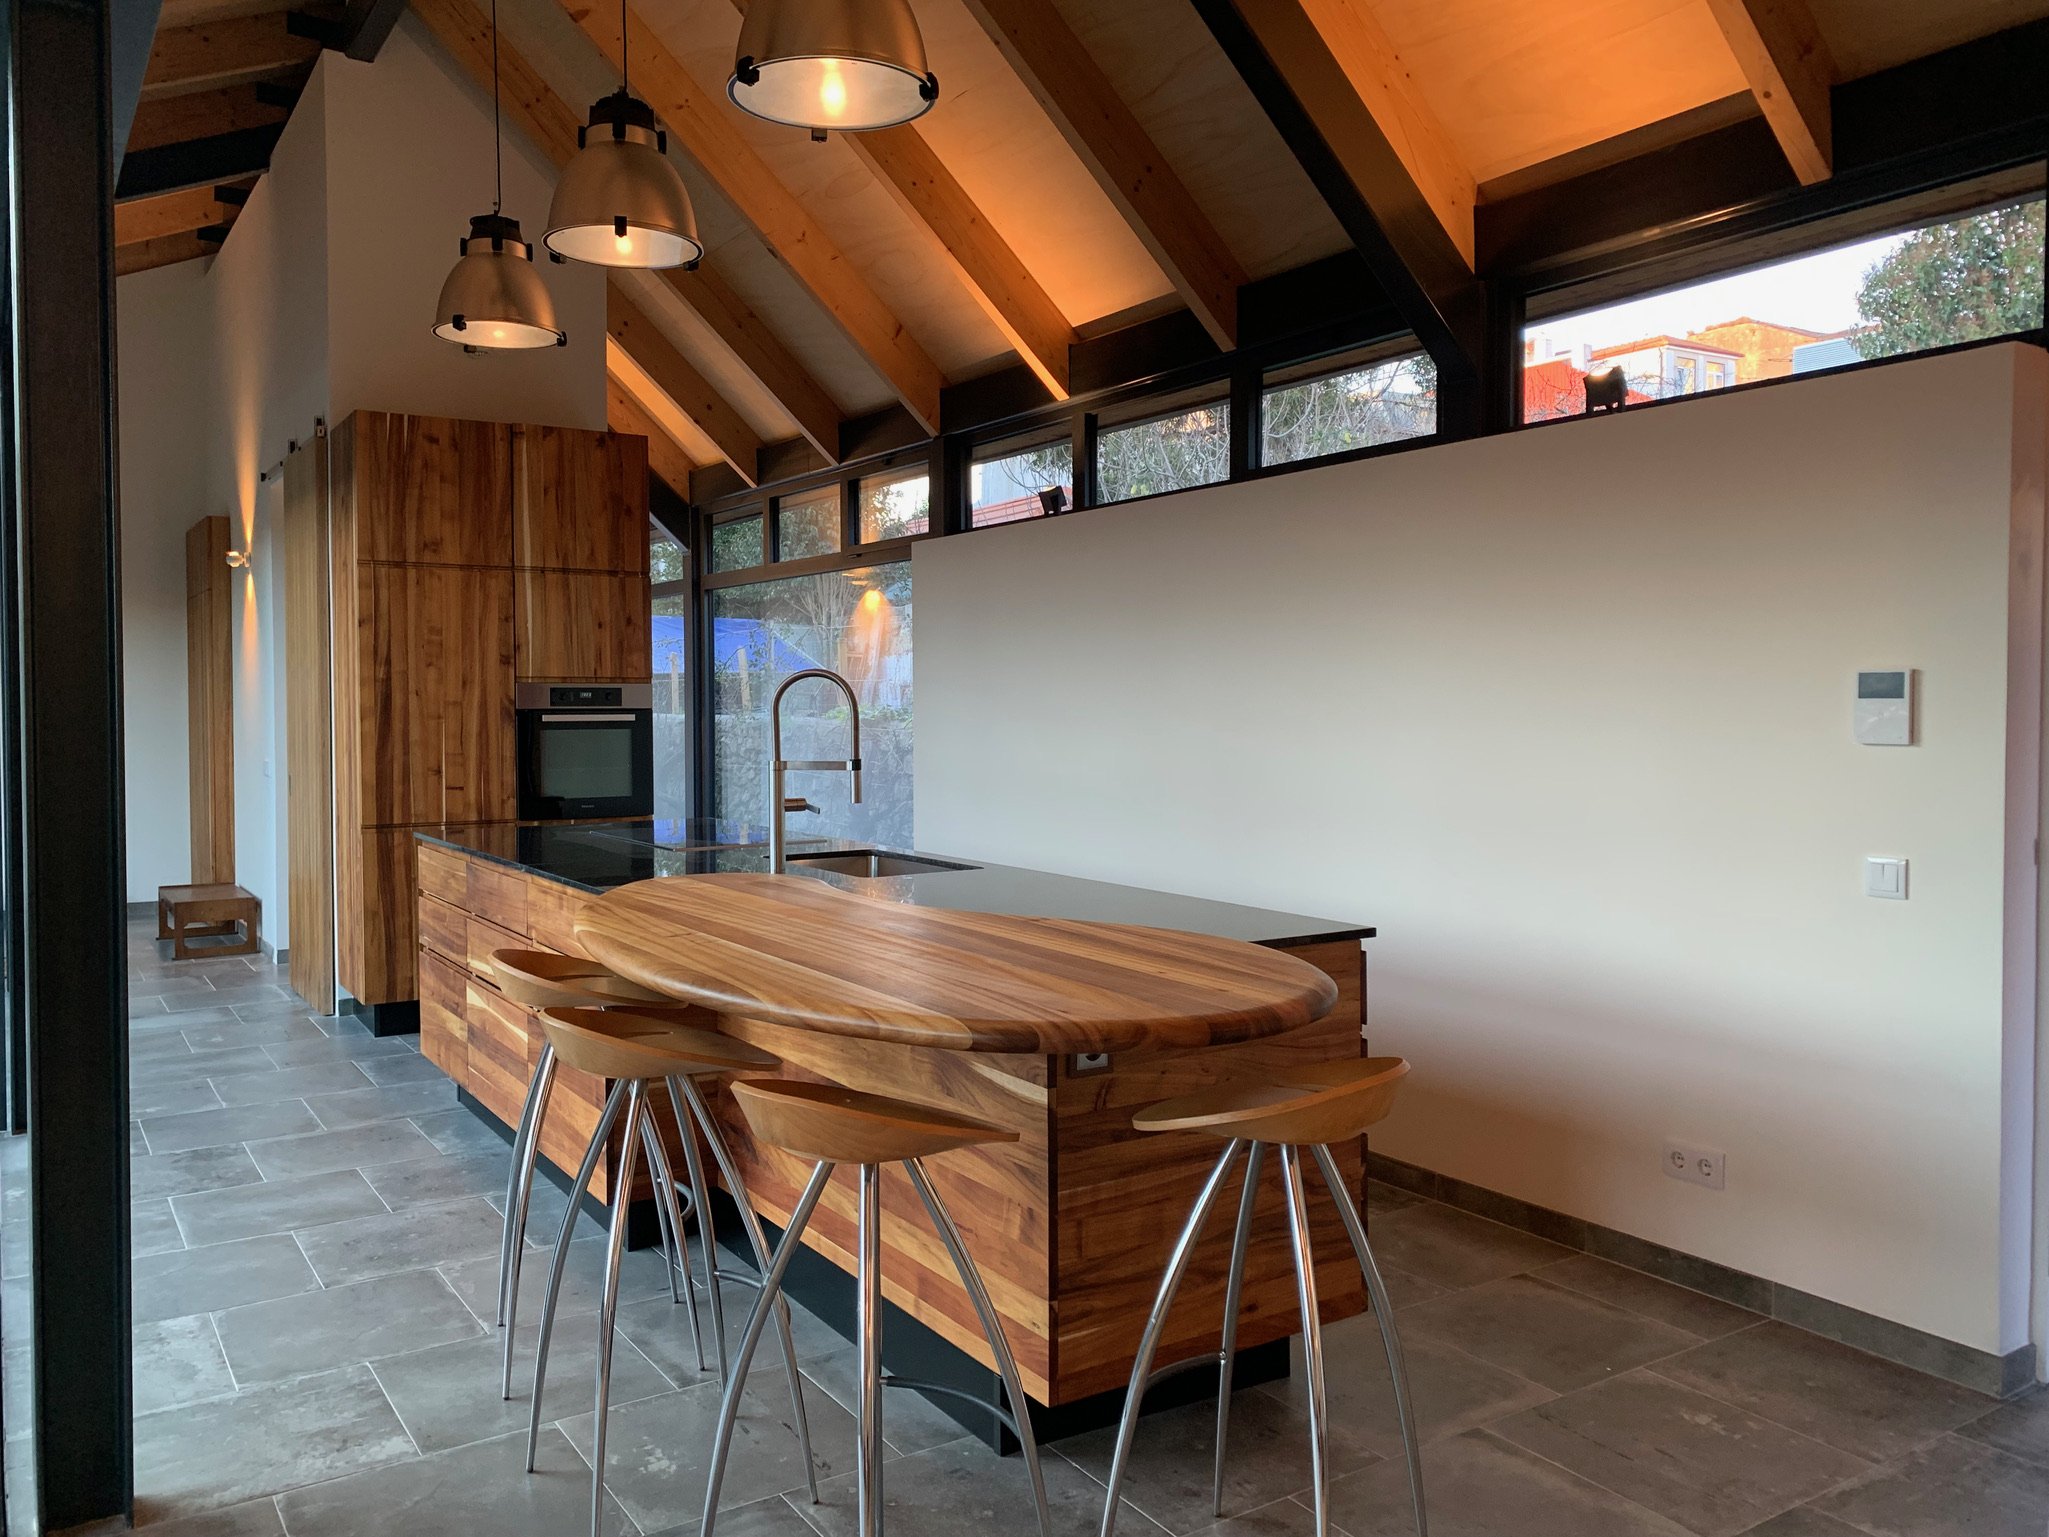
top-left (1703, 0), bottom-right (1835, 184)
top-left (606, 283), bottom-right (763, 485)
top-left (140, 12), bottom-right (321, 100)
top-left (116, 122), bottom-right (283, 198)
top-left (126, 80), bottom-right (291, 154)
top-left (115, 179), bottom-right (252, 274)
top-left (559, 0), bottom-right (947, 432)
top-left (1286, 0), bottom-right (1475, 269)
top-left (410, 0), bottom-right (844, 461)
top-left (606, 373), bottom-right (698, 496)
top-left (958, 0), bottom-right (1247, 350)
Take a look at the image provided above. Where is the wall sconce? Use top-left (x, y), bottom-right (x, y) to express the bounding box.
top-left (225, 548), bottom-right (251, 569)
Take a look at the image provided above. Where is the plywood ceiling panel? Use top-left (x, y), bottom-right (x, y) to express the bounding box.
top-left (1804, 0), bottom-right (2049, 78)
top-left (607, 341), bottom-right (726, 466)
top-left (1369, 0), bottom-right (1750, 184)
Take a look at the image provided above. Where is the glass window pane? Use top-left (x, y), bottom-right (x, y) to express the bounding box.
top-left (1096, 402), bottom-right (1229, 506)
top-left (710, 563), bottom-right (913, 848)
top-left (652, 592), bottom-right (690, 821)
top-left (858, 468), bottom-right (930, 542)
top-left (710, 516), bottom-right (762, 573)
top-left (970, 440), bottom-right (1072, 527)
top-left (1261, 352), bottom-right (1436, 465)
top-left (1524, 196), bottom-right (2046, 423)
top-left (776, 486), bottom-right (841, 560)
top-left (650, 526), bottom-right (686, 584)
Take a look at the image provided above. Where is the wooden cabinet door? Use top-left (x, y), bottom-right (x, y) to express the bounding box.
top-left (513, 425), bottom-right (648, 574)
top-left (406, 566), bottom-right (517, 824)
top-left (341, 411), bottom-right (512, 567)
top-left (515, 570), bottom-right (650, 683)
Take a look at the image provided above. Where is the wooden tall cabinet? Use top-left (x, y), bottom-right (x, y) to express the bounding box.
top-left (326, 411), bottom-right (649, 1018)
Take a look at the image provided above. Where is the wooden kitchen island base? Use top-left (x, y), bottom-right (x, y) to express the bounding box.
top-left (414, 825), bottom-right (1375, 1417)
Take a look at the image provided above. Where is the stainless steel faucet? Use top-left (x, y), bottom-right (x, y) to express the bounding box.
top-left (768, 668), bottom-right (863, 872)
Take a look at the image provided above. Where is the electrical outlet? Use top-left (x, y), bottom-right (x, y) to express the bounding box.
top-left (1070, 1052), bottom-right (1110, 1076)
top-left (1663, 1141), bottom-right (1726, 1190)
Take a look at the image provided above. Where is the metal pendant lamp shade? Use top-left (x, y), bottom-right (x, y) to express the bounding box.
top-left (546, 90), bottom-right (703, 268)
top-left (434, 214), bottom-right (566, 349)
top-left (730, 0), bottom-right (939, 132)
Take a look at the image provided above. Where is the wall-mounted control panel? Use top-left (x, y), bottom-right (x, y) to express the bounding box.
top-left (1855, 669), bottom-right (1914, 745)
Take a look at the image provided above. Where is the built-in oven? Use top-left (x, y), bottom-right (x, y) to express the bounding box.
top-left (516, 683), bottom-right (653, 822)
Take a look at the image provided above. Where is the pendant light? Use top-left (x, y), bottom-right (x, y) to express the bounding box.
top-left (729, 0), bottom-right (938, 133)
top-left (433, 0), bottom-right (566, 350)
top-left (545, 0), bottom-right (702, 268)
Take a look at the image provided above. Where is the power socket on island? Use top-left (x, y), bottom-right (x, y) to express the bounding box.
top-left (1663, 1140), bottom-right (1726, 1190)
top-left (1070, 1052), bottom-right (1111, 1075)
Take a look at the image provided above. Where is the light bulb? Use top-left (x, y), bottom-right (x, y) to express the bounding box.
top-left (615, 230), bottom-right (634, 256)
top-left (818, 62), bottom-right (847, 120)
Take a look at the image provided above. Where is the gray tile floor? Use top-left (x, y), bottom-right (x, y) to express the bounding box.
top-left (5, 919), bottom-right (2046, 1536)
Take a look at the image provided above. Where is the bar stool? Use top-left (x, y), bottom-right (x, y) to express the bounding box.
top-left (486, 950), bottom-right (699, 1393)
top-left (1098, 1058), bottom-right (1425, 1537)
top-left (699, 1078), bottom-right (1052, 1537)
top-left (525, 1007), bottom-right (820, 1537)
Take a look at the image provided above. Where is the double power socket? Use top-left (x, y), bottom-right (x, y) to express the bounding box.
top-left (1663, 1140), bottom-right (1726, 1190)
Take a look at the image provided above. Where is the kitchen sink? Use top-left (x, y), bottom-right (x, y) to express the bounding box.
top-left (785, 851), bottom-right (979, 879)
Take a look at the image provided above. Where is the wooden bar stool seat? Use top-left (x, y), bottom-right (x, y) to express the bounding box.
top-left (699, 1078), bottom-right (1051, 1537)
top-left (486, 948), bottom-right (672, 1009)
top-left (525, 1011), bottom-right (816, 1537)
top-left (1100, 1058), bottom-right (1425, 1537)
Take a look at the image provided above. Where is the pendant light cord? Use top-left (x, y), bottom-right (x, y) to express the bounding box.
top-left (490, 0), bottom-right (503, 214)
top-left (620, 0), bottom-right (630, 93)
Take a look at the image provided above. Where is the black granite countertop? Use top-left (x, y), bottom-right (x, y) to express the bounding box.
top-left (414, 820), bottom-right (1373, 948)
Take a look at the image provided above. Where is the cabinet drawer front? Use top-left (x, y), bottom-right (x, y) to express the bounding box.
top-left (526, 878), bottom-right (590, 957)
top-left (467, 913), bottom-right (529, 981)
top-left (419, 893), bottom-right (467, 965)
top-left (418, 844), bottom-right (467, 906)
top-left (419, 949), bottom-right (468, 1079)
top-left (466, 860), bottom-right (529, 936)
top-left (466, 982), bottom-right (535, 1129)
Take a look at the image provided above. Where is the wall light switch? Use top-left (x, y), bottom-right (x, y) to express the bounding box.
top-left (1864, 856), bottom-right (1908, 900)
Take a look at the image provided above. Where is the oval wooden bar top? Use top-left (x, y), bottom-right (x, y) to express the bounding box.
top-left (574, 872), bottom-right (1340, 1054)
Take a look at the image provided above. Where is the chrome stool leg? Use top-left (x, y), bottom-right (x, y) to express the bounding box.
top-left (1279, 1146), bottom-right (1331, 1535)
top-left (702, 1161), bottom-right (835, 1537)
top-left (527, 1079), bottom-right (628, 1471)
top-left (855, 1164), bottom-right (883, 1537)
top-left (668, 1080), bottom-right (728, 1382)
top-left (587, 1082), bottom-right (649, 1537)
top-left (676, 1074), bottom-right (819, 1502)
top-left (638, 1108), bottom-right (706, 1372)
top-left (1098, 1139), bottom-right (1248, 1537)
top-left (500, 1043), bottom-right (559, 1398)
top-left (1212, 1141), bottom-right (1265, 1518)
top-left (1313, 1143), bottom-right (1427, 1537)
top-left (907, 1159), bottom-right (1052, 1537)
top-left (639, 1114), bottom-right (690, 1314)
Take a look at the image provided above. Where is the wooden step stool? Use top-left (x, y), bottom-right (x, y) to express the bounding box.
top-left (156, 883), bottom-right (260, 960)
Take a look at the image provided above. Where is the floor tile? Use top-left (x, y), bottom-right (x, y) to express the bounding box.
top-left (1532, 1255), bottom-right (1761, 1340)
top-left (209, 1062), bottom-right (375, 1107)
top-left (134, 1314), bottom-right (237, 1416)
top-left (243, 1120), bottom-right (437, 1180)
top-left (1956, 1385), bottom-right (2049, 1469)
top-left (179, 1018), bottom-right (326, 1053)
top-left (803, 1435), bottom-right (1166, 1537)
top-left (1493, 1369), bottom-right (1873, 1536)
top-left (611, 1279), bottom-right (845, 1385)
top-left (362, 1148), bottom-right (513, 1209)
top-left (1181, 1497), bottom-right (1326, 1537)
top-left (410, 1107), bottom-right (510, 1159)
top-left (1733, 1511), bottom-right (1868, 1537)
top-left (803, 1345), bottom-right (979, 1456)
top-left (213, 1267), bottom-right (482, 1385)
top-left (1652, 1323), bottom-right (1991, 1463)
top-left (1257, 1324), bottom-right (1554, 1461)
top-left (554, 1372), bottom-right (863, 1536)
top-left (355, 1053), bottom-right (448, 1088)
top-left (132, 1029), bottom-right (200, 1063)
top-left (130, 1077), bottom-right (230, 1119)
top-left (1401, 1274), bottom-right (1703, 1393)
top-left (1359, 1203), bottom-right (1576, 1292)
top-left (645, 1493), bottom-right (828, 1537)
top-left (171, 1169), bottom-right (388, 1247)
top-left (371, 1317), bottom-right (676, 1454)
top-left (292, 1197), bottom-right (506, 1287)
top-left (1365, 1181), bottom-right (1423, 1217)
top-left (132, 1233), bottom-right (320, 1324)
top-left (160, 984), bottom-right (291, 1014)
top-left (132, 1363), bottom-right (414, 1518)
top-left (440, 1238), bottom-right (673, 1329)
top-left (111, 1497), bottom-right (285, 1536)
top-left (132, 1198), bottom-right (186, 1258)
top-left (1325, 1427), bottom-right (1694, 1537)
top-left (1812, 1432), bottom-right (2049, 1536)
top-left (131, 1145), bottom-right (265, 1202)
top-left (302, 1080), bottom-right (456, 1131)
top-left (260, 1035), bottom-right (412, 1070)
top-left (139, 1100), bottom-right (319, 1156)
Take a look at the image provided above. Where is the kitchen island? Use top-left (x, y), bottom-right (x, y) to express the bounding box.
top-left (413, 819), bottom-right (1374, 1429)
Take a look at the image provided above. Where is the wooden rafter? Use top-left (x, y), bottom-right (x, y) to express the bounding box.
top-left (606, 374), bottom-right (698, 497)
top-left (1703, 0), bottom-right (1835, 184)
top-left (958, 0), bottom-right (1247, 350)
top-left (114, 180), bottom-right (251, 275)
top-left (140, 12), bottom-right (321, 100)
top-left (558, 0), bottom-right (948, 432)
top-left (126, 81), bottom-right (292, 154)
top-left (606, 283), bottom-right (763, 486)
top-left (1286, 0), bottom-right (1475, 269)
top-left (410, 0), bottom-right (844, 461)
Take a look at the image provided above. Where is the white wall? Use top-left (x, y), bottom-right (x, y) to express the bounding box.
top-left (915, 344), bottom-right (2048, 1357)
top-left (114, 261), bottom-right (215, 902)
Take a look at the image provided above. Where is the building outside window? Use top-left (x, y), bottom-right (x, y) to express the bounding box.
top-left (970, 438), bottom-right (1072, 526)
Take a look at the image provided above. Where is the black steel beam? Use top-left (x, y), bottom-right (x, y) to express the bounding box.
top-left (290, 0), bottom-right (406, 61)
top-left (4, 0), bottom-right (134, 1525)
top-left (1481, 17), bottom-right (2049, 290)
top-left (115, 122), bottom-right (282, 200)
top-left (1185, 0), bottom-right (1492, 433)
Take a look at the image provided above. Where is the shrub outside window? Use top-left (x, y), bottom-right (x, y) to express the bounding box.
top-left (970, 439), bottom-right (1073, 527)
top-left (1262, 350), bottom-right (1436, 466)
top-left (1096, 401), bottom-right (1229, 506)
